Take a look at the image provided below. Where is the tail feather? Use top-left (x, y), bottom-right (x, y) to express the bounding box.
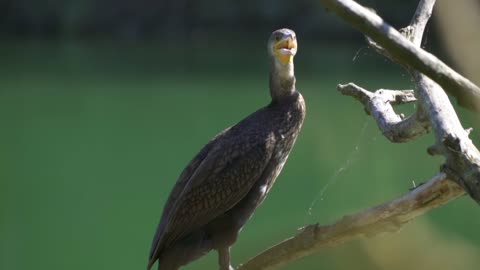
top-left (148, 230), bottom-right (212, 270)
top-left (146, 257), bottom-right (157, 270)
top-left (148, 255), bottom-right (181, 270)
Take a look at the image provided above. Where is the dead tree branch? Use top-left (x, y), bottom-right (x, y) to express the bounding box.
top-left (319, 0), bottom-right (480, 111)
top-left (337, 83), bottom-right (429, 142)
top-left (236, 0), bottom-right (480, 269)
top-left (237, 174), bottom-right (464, 270)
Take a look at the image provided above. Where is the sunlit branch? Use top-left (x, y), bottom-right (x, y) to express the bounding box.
top-left (237, 174), bottom-right (464, 270)
top-left (319, 0), bottom-right (480, 111)
top-left (337, 83), bottom-right (429, 142)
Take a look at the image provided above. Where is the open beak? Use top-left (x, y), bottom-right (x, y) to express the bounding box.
top-left (274, 36), bottom-right (297, 64)
top-left (275, 37), bottom-right (297, 53)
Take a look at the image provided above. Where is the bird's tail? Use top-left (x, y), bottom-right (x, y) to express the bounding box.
top-left (148, 257), bottom-right (181, 270)
top-left (146, 258), bottom-right (156, 270)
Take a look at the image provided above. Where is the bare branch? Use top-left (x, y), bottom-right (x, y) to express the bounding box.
top-left (365, 1), bottom-right (435, 132)
top-left (336, 82), bottom-right (373, 104)
top-left (409, 0), bottom-right (436, 45)
top-left (329, 0), bottom-right (480, 201)
top-left (337, 83), bottom-right (417, 105)
top-left (319, 0), bottom-right (480, 111)
top-left (337, 83), bottom-right (429, 142)
top-left (408, 0), bottom-right (480, 201)
top-left (415, 74), bottom-right (480, 200)
top-left (237, 174), bottom-right (464, 270)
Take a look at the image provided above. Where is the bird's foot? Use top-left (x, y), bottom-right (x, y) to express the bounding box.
top-left (219, 263), bottom-right (234, 270)
top-left (218, 247), bottom-right (233, 270)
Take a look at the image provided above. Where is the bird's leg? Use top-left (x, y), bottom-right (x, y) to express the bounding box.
top-left (218, 247), bottom-right (233, 270)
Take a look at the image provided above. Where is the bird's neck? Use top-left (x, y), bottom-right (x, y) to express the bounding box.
top-left (269, 61), bottom-right (296, 101)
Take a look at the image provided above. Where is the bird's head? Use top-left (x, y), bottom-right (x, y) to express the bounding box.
top-left (268, 28), bottom-right (297, 66)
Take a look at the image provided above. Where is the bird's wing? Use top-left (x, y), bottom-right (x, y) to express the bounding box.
top-left (149, 130), bottom-right (276, 266)
top-left (148, 131), bottom-right (222, 264)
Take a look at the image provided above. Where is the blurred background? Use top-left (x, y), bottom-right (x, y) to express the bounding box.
top-left (1, 0), bottom-right (480, 269)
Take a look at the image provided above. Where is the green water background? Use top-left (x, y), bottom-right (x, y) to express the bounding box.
top-left (1, 39), bottom-right (479, 270)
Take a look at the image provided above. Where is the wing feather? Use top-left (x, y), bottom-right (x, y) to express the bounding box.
top-left (162, 138), bottom-right (274, 248)
top-left (148, 131), bottom-right (223, 266)
top-left (148, 129), bottom-right (275, 269)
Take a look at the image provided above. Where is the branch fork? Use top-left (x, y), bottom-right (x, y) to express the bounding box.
top-left (337, 83), bottom-right (428, 142)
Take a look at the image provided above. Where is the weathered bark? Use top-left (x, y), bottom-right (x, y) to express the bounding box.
top-left (237, 174), bottom-right (463, 270)
top-left (337, 84), bottom-right (429, 142)
top-left (319, 0), bottom-right (480, 111)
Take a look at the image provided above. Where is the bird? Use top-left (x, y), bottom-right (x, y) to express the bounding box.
top-left (147, 28), bottom-right (305, 270)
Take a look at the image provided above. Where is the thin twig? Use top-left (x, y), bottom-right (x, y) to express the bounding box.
top-left (409, 0), bottom-right (436, 45)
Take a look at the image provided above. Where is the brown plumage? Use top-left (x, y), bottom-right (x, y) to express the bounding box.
top-left (148, 28), bottom-right (305, 270)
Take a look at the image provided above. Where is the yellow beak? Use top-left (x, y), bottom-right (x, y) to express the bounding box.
top-left (274, 37), bottom-right (297, 65)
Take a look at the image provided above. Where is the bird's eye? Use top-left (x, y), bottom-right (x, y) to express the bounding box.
top-left (275, 35), bottom-right (281, 42)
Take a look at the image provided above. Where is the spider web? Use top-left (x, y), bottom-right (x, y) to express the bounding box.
top-left (304, 117), bottom-right (371, 224)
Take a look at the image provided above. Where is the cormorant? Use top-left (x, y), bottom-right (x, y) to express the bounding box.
top-left (148, 28), bottom-right (305, 270)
